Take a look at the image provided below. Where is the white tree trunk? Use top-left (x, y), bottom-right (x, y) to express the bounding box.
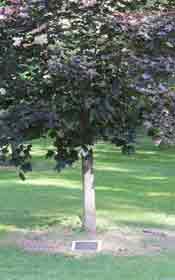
top-left (82, 150), bottom-right (96, 233)
top-left (11, 143), bottom-right (17, 160)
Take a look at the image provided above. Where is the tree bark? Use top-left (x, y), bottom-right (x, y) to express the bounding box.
top-left (11, 143), bottom-right (18, 160)
top-left (82, 149), bottom-right (96, 233)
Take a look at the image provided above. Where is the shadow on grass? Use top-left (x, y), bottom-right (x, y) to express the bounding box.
top-left (1, 137), bottom-right (175, 231)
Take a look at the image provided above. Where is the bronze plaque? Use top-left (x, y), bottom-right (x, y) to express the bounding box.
top-left (72, 240), bottom-right (101, 251)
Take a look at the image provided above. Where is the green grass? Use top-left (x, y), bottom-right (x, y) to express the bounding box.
top-left (1, 136), bottom-right (175, 232)
top-left (0, 248), bottom-right (175, 280)
top-left (1, 136), bottom-right (175, 279)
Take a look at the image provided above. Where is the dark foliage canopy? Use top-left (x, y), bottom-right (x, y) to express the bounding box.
top-left (0, 0), bottom-right (174, 176)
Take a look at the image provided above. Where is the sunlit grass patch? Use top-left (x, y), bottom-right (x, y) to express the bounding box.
top-left (1, 135), bottom-right (175, 233)
top-left (1, 248), bottom-right (175, 280)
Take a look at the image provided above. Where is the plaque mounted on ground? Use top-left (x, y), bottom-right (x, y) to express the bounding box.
top-left (72, 240), bottom-right (102, 252)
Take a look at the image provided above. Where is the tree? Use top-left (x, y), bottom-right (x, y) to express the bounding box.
top-left (125, 11), bottom-right (175, 145)
top-left (0, 0), bottom-right (175, 232)
top-left (143, 90), bottom-right (175, 146)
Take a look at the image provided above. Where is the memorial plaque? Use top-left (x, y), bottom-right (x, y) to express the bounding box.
top-left (72, 240), bottom-right (102, 252)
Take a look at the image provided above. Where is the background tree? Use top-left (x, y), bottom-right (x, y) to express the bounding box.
top-left (123, 11), bottom-right (175, 145)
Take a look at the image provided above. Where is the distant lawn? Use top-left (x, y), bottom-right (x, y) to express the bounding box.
top-left (1, 135), bottom-right (175, 233)
top-left (0, 248), bottom-right (175, 280)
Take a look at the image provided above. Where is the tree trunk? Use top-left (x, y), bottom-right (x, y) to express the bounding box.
top-left (82, 149), bottom-right (96, 233)
top-left (11, 143), bottom-right (18, 161)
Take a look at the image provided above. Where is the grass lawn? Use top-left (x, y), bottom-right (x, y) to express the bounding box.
top-left (0, 248), bottom-right (175, 280)
top-left (1, 136), bottom-right (175, 232)
top-left (1, 135), bottom-right (175, 279)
